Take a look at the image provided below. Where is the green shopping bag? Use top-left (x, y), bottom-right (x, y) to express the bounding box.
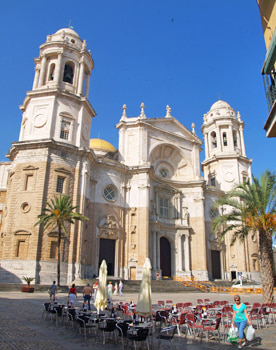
top-left (227, 325), bottom-right (239, 343)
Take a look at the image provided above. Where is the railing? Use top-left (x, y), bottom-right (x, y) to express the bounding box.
top-left (174, 276), bottom-right (276, 295)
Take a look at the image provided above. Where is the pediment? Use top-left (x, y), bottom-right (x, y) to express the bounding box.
top-left (23, 165), bottom-right (39, 171)
top-left (154, 183), bottom-right (179, 193)
top-left (147, 117), bottom-right (202, 144)
top-left (54, 167), bottom-right (72, 175)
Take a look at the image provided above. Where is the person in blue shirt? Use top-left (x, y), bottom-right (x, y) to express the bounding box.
top-left (232, 295), bottom-right (252, 349)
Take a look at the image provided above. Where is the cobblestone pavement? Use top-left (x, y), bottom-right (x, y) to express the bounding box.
top-left (0, 291), bottom-right (275, 349)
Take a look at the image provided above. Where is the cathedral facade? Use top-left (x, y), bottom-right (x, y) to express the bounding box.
top-left (0, 28), bottom-right (260, 285)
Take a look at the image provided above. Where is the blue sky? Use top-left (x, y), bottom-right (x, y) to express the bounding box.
top-left (1, 0), bottom-right (275, 178)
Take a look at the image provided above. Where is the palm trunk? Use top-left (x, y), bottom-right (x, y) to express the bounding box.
top-left (259, 229), bottom-right (274, 303)
top-left (57, 224), bottom-right (61, 287)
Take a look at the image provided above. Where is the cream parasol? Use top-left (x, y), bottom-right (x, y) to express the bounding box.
top-left (94, 259), bottom-right (107, 312)
top-left (136, 257), bottom-right (152, 316)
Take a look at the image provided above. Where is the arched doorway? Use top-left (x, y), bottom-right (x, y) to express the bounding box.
top-left (99, 238), bottom-right (115, 276)
top-left (211, 250), bottom-right (221, 279)
top-left (160, 237), bottom-right (171, 278)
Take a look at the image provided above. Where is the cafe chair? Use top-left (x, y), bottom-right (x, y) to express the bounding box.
top-left (76, 315), bottom-right (96, 340)
top-left (156, 325), bottom-right (177, 350)
top-left (127, 327), bottom-right (149, 350)
top-left (98, 319), bottom-right (117, 344)
top-left (42, 302), bottom-right (51, 319)
top-left (185, 313), bottom-right (202, 339)
top-left (65, 308), bottom-right (77, 328)
top-left (200, 317), bottom-right (221, 343)
top-left (116, 321), bottom-right (130, 350)
top-left (250, 308), bottom-right (263, 329)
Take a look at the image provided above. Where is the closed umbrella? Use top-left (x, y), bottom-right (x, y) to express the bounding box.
top-left (136, 257), bottom-right (152, 316)
top-left (94, 259), bottom-right (107, 312)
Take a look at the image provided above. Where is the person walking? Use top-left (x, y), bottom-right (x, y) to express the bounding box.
top-left (232, 295), bottom-right (251, 349)
top-left (48, 281), bottom-right (58, 302)
top-left (93, 281), bottom-right (98, 301)
top-left (107, 281), bottom-right (113, 300)
top-left (68, 283), bottom-right (77, 307)
top-left (113, 282), bottom-right (118, 296)
top-left (119, 280), bottom-right (124, 296)
top-left (82, 283), bottom-right (93, 310)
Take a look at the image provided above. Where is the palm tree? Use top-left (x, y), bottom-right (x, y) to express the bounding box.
top-left (212, 170), bottom-right (276, 303)
top-left (35, 194), bottom-right (89, 287)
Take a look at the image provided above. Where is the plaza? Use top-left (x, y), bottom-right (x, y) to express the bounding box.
top-left (0, 290), bottom-right (275, 349)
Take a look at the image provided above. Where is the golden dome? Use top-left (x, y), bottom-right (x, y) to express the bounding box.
top-left (89, 138), bottom-right (116, 153)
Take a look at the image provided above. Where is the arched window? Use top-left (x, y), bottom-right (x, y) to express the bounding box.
top-left (233, 130), bottom-right (238, 147)
top-left (222, 132), bottom-right (227, 146)
top-left (63, 62), bottom-right (74, 84)
top-left (48, 63), bottom-right (55, 81)
top-left (211, 131), bottom-right (217, 148)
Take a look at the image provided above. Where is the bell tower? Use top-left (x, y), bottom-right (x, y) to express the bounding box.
top-left (201, 100), bottom-right (252, 192)
top-left (19, 28), bottom-right (96, 148)
top-left (1, 28), bottom-right (96, 285)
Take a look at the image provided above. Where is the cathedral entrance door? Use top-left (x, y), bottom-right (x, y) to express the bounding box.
top-left (211, 250), bottom-right (221, 279)
top-left (99, 238), bottom-right (115, 276)
top-left (160, 237), bottom-right (171, 278)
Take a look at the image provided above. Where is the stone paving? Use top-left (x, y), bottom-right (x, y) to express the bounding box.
top-left (0, 290), bottom-right (275, 349)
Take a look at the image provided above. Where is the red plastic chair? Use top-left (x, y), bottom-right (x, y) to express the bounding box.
top-left (252, 302), bottom-right (261, 309)
top-left (185, 313), bottom-right (202, 339)
top-left (200, 317), bottom-right (221, 342)
top-left (197, 299), bottom-right (203, 305)
top-left (183, 302), bottom-right (193, 308)
top-left (158, 300), bottom-right (165, 306)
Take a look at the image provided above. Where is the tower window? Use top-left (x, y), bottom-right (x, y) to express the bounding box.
top-left (222, 132), bottom-right (227, 146)
top-left (233, 131), bottom-right (238, 147)
top-left (60, 121), bottom-right (70, 140)
top-left (63, 62), bottom-right (74, 84)
top-left (211, 131), bottom-right (217, 148)
top-left (56, 176), bottom-right (65, 193)
top-left (210, 177), bottom-right (216, 187)
top-left (25, 174), bottom-right (34, 191)
top-left (48, 63), bottom-right (55, 81)
top-left (50, 241), bottom-right (58, 259)
top-left (160, 197), bottom-right (169, 218)
top-left (16, 240), bottom-right (26, 258)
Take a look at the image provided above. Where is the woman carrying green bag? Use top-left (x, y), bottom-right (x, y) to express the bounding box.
top-left (232, 295), bottom-right (252, 349)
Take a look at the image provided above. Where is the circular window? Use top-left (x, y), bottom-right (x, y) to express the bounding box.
top-left (160, 168), bottom-right (168, 178)
top-left (21, 202), bottom-right (31, 213)
top-left (210, 208), bottom-right (219, 219)
top-left (103, 185), bottom-right (117, 202)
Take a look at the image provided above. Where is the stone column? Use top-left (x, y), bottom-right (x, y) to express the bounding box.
top-left (184, 235), bottom-right (190, 271)
top-left (216, 126), bottom-right (222, 152)
top-left (228, 125), bottom-right (234, 151)
top-left (85, 73), bottom-right (91, 98)
top-left (178, 233), bottom-right (182, 272)
top-left (152, 231), bottom-right (157, 270)
top-left (38, 54), bottom-right (47, 87)
top-left (156, 232), bottom-right (160, 270)
top-left (239, 125), bottom-right (246, 156)
top-left (204, 133), bottom-right (210, 158)
top-left (32, 67), bottom-right (40, 90)
top-left (77, 58), bottom-right (85, 96)
top-left (55, 50), bottom-right (63, 85)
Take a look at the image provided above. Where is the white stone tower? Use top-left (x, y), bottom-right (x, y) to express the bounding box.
top-left (201, 100), bottom-right (252, 191)
top-left (1, 28), bottom-right (96, 285)
top-left (19, 28), bottom-right (96, 148)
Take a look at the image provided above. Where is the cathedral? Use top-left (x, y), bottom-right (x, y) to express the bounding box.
top-left (0, 28), bottom-right (260, 285)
